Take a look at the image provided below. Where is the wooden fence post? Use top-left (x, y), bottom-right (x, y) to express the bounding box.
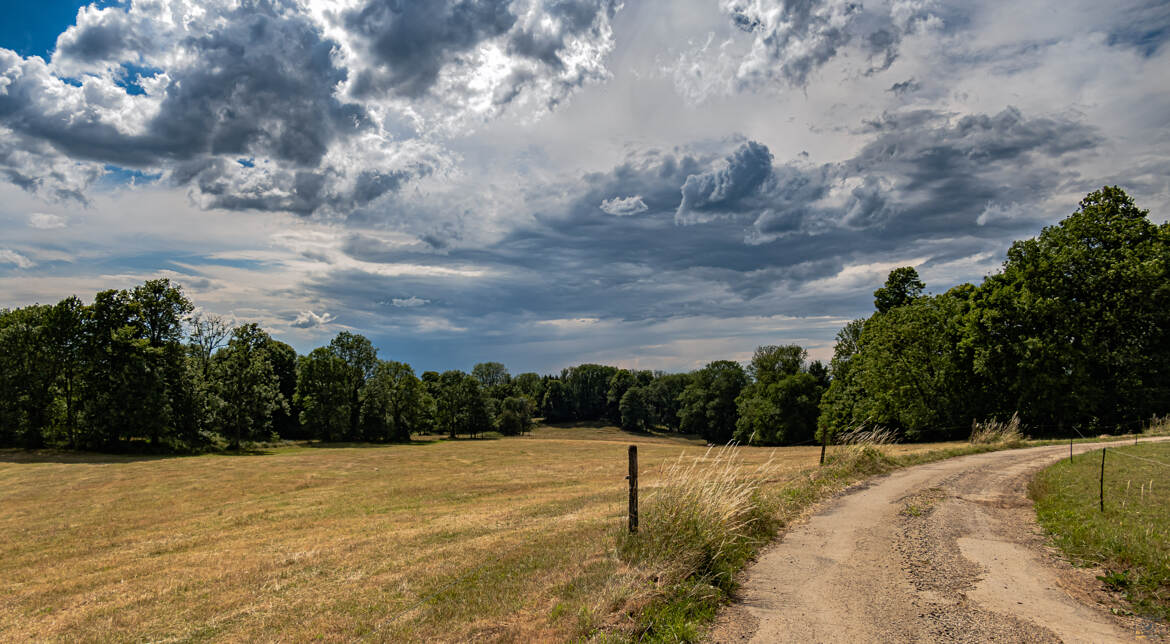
top-left (628, 445), bottom-right (638, 533)
top-left (820, 434), bottom-right (827, 466)
top-left (1070, 438), bottom-right (1073, 463)
top-left (1099, 448), bottom-right (1106, 513)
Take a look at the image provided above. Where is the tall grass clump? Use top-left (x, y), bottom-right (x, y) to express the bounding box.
top-left (614, 445), bottom-right (780, 641)
top-left (969, 412), bottom-right (1025, 445)
top-left (823, 424), bottom-right (898, 475)
top-left (1145, 414), bottom-right (1170, 436)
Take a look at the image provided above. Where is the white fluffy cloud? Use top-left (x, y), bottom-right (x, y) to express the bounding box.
top-left (599, 194), bottom-right (649, 216)
top-left (291, 309), bottom-right (336, 328)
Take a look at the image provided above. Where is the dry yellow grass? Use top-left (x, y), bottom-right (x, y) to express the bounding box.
top-left (0, 426), bottom-right (963, 642)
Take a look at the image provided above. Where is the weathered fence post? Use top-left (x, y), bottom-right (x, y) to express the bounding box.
top-left (1070, 438), bottom-right (1073, 463)
top-left (1099, 448), bottom-right (1106, 512)
top-left (820, 434), bottom-right (827, 466)
top-left (628, 445), bottom-right (638, 533)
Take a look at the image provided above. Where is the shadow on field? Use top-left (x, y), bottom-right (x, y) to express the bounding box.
top-left (0, 448), bottom-right (181, 465)
top-left (305, 439), bottom-right (445, 449)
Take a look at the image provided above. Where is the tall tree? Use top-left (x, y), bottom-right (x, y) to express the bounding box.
top-left (873, 266), bottom-right (925, 313)
top-left (212, 324), bottom-right (285, 450)
top-left (472, 362), bottom-right (510, 388)
top-left (296, 347), bottom-right (351, 442)
top-left (541, 379), bottom-right (573, 422)
top-left (678, 361), bottom-right (747, 443)
top-left (359, 360), bottom-right (427, 441)
top-left (735, 345), bottom-right (824, 445)
top-left (328, 332), bottom-right (378, 438)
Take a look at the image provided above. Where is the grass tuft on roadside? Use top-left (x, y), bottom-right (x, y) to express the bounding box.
top-left (969, 412), bottom-right (1026, 445)
top-left (1030, 441), bottom-right (1170, 621)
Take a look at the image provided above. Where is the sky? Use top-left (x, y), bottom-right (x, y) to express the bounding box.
top-left (1, 0), bottom-right (1168, 374)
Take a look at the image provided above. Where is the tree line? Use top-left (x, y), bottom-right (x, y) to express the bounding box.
top-left (1, 187), bottom-right (1166, 450)
top-left (818, 187), bottom-right (1170, 440)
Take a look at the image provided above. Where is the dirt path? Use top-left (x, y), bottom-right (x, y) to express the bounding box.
top-left (710, 440), bottom-right (1169, 643)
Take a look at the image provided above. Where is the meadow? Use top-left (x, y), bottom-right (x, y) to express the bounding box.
top-left (0, 425), bottom-right (965, 642)
top-left (1031, 440), bottom-right (1170, 621)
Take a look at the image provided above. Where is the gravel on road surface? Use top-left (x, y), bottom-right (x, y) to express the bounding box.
top-left (709, 440), bottom-right (1169, 643)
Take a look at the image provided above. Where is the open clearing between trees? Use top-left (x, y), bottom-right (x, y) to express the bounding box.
top-left (0, 426), bottom-right (964, 642)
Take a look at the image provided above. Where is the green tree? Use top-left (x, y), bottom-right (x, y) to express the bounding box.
top-left (0, 305), bottom-right (58, 447)
top-left (735, 345), bottom-right (825, 445)
top-left (328, 332), bottom-right (378, 439)
top-left (472, 362), bottom-right (510, 388)
top-left (678, 361), bottom-right (747, 443)
top-left (359, 360), bottom-right (427, 441)
top-left (606, 369), bottom-right (637, 423)
top-left (497, 395), bottom-right (534, 435)
top-left (541, 379), bottom-right (573, 422)
top-left (211, 324), bottom-right (285, 450)
top-left (619, 386), bottom-right (650, 431)
top-left (968, 186), bottom-right (1170, 430)
top-left (873, 266), bottom-right (925, 313)
top-left (295, 347), bottom-right (351, 442)
top-left (266, 339), bottom-right (301, 438)
top-left (645, 372), bottom-right (692, 431)
top-left (79, 289), bottom-right (158, 449)
top-left (563, 364), bottom-right (618, 420)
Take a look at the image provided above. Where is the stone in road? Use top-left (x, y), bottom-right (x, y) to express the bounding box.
top-left (710, 441), bottom-right (1168, 643)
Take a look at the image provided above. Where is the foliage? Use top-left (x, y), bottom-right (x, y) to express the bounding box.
top-left (211, 324), bottom-right (286, 450)
top-left (497, 395), bottom-right (534, 435)
top-left (359, 360), bottom-right (429, 441)
top-left (618, 386), bottom-right (650, 431)
top-left (541, 378), bottom-right (574, 422)
top-left (873, 266), bottom-right (925, 313)
top-left (563, 363), bottom-right (618, 421)
top-left (645, 373), bottom-right (692, 431)
top-left (678, 361), bottom-right (747, 443)
top-left (820, 184), bottom-right (1170, 440)
top-left (734, 345), bottom-right (825, 445)
top-left (472, 361), bottom-right (511, 388)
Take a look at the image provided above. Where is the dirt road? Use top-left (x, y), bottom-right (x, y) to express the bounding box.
top-left (710, 440), bottom-right (1169, 643)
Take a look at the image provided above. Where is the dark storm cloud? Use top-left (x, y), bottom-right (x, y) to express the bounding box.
top-left (5, 4), bottom-right (367, 169)
top-left (308, 106), bottom-right (1101, 341)
top-left (344, 0), bottom-right (619, 104)
top-left (0, 2), bottom-right (426, 213)
top-left (676, 141), bottom-right (774, 222)
top-left (345, 0), bottom-right (517, 98)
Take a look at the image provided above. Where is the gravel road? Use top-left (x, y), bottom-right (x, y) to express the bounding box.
top-left (710, 440), bottom-right (1169, 643)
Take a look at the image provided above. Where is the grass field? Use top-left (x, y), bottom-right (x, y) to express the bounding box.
top-left (1031, 441), bottom-right (1170, 621)
top-left (0, 425), bottom-right (969, 642)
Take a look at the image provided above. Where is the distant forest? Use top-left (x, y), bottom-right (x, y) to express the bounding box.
top-left (1, 187), bottom-right (1167, 452)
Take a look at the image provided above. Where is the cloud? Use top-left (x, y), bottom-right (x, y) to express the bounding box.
top-left (0, 249), bottom-right (34, 268)
top-left (0, 0), bottom-right (620, 214)
top-left (27, 213), bottom-right (67, 229)
top-left (391, 296), bottom-right (429, 307)
top-left (341, 0), bottom-right (619, 120)
top-left (676, 140), bottom-right (774, 223)
top-left (673, 0), bottom-right (942, 100)
top-left (291, 310), bottom-right (336, 328)
top-left (599, 194), bottom-right (649, 216)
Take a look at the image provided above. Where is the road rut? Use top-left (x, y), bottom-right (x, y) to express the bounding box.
top-left (710, 440), bottom-right (1169, 643)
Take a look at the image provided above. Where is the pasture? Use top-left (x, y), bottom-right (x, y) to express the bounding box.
top-left (0, 426), bottom-right (961, 642)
